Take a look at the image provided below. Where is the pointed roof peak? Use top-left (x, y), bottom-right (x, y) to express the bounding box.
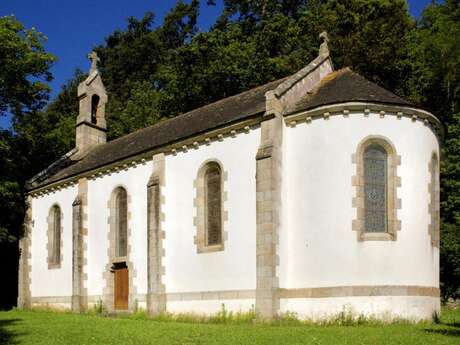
top-left (319, 31), bottom-right (329, 57)
top-left (88, 51), bottom-right (100, 73)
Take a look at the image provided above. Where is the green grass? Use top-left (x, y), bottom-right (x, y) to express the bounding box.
top-left (0, 307), bottom-right (459, 345)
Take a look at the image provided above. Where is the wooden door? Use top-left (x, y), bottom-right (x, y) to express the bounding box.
top-left (114, 267), bottom-right (129, 310)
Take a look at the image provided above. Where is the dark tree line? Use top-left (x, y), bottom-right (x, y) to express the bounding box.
top-left (0, 0), bottom-right (459, 309)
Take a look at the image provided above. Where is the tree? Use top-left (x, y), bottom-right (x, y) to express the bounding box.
top-left (401, 0), bottom-right (460, 300)
top-left (0, 15), bottom-right (58, 240)
top-left (0, 129), bottom-right (25, 309)
top-left (403, 0), bottom-right (460, 124)
top-left (0, 131), bottom-right (23, 243)
top-left (14, 70), bottom-right (85, 172)
top-left (109, 81), bottom-right (161, 138)
top-left (0, 15), bottom-right (56, 118)
top-left (0, 16), bottom-right (55, 309)
top-left (440, 113), bottom-right (460, 301)
top-left (154, 0), bottom-right (414, 120)
top-left (317, 0), bottom-right (414, 94)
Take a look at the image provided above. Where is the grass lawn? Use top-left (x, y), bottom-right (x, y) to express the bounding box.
top-left (0, 308), bottom-right (459, 345)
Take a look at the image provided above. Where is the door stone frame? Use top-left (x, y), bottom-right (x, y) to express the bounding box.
top-left (103, 186), bottom-right (137, 312)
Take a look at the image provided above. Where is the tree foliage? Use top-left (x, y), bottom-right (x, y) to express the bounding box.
top-left (1, 0), bottom-right (460, 308)
top-left (440, 111), bottom-right (460, 301)
top-left (0, 16), bottom-right (58, 309)
top-left (404, 0), bottom-right (460, 301)
top-left (0, 15), bottom-right (56, 117)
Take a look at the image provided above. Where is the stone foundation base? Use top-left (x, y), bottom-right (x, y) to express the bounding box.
top-left (28, 287), bottom-right (440, 322)
top-left (280, 296), bottom-right (440, 322)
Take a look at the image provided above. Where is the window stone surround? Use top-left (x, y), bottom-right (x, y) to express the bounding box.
top-left (193, 159), bottom-right (228, 254)
top-left (428, 153), bottom-right (440, 247)
top-left (47, 204), bottom-right (64, 269)
top-left (103, 186), bottom-right (137, 312)
top-left (352, 135), bottom-right (402, 241)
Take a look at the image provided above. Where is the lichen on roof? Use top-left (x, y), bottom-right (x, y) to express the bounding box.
top-left (285, 67), bottom-right (413, 115)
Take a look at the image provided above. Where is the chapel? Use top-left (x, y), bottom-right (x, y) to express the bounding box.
top-left (18, 34), bottom-right (442, 320)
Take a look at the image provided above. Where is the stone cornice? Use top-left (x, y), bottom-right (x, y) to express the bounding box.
top-left (284, 101), bottom-right (444, 139)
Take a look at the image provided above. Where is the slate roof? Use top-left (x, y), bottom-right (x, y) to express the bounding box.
top-left (28, 67), bottom-right (418, 191)
top-left (285, 67), bottom-right (413, 115)
top-left (27, 78), bottom-right (287, 190)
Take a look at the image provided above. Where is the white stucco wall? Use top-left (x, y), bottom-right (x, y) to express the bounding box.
top-left (86, 160), bottom-right (153, 297)
top-left (29, 127), bottom-right (259, 314)
top-left (28, 107), bottom-right (441, 320)
top-left (30, 185), bottom-right (77, 298)
top-left (162, 128), bottom-right (259, 300)
top-left (281, 112), bottom-right (440, 317)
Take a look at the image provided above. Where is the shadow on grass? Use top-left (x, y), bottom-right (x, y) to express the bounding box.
top-left (425, 320), bottom-right (460, 338)
top-left (0, 318), bottom-right (22, 344)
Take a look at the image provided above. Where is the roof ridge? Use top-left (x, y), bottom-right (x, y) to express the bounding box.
top-left (99, 76), bottom-right (288, 148)
top-left (28, 75), bottom-right (288, 190)
top-left (274, 53), bottom-right (331, 98)
top-left (28, 65), bottom-right (423, 192)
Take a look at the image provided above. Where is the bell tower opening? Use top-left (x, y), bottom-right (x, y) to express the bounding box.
top-left (91, 94), bottom-right (100, 124)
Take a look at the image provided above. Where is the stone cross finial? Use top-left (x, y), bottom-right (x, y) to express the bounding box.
top-left (319, 31), bottom-right (330, 56)
top-left (88, 51), bottom-right (100, 73)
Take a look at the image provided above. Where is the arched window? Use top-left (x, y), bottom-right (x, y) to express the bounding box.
top-left (363, 144), bottom-right (388, 233)
top-left (352, 136), bottom-right (401, 241)
top-left (194, 160), bottom-right (226, 253)
top-left (48, 205), bottom-right (62, 268)
top-left (204, 162), bottom-right (222, 246)
top-left (114, 187), bottom-right (128, 257)
top-left (91, 94), bottom-right (100, 124)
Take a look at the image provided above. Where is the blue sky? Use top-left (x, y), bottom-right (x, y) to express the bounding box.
top-left (0, 0), bottom-right (433, 129)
